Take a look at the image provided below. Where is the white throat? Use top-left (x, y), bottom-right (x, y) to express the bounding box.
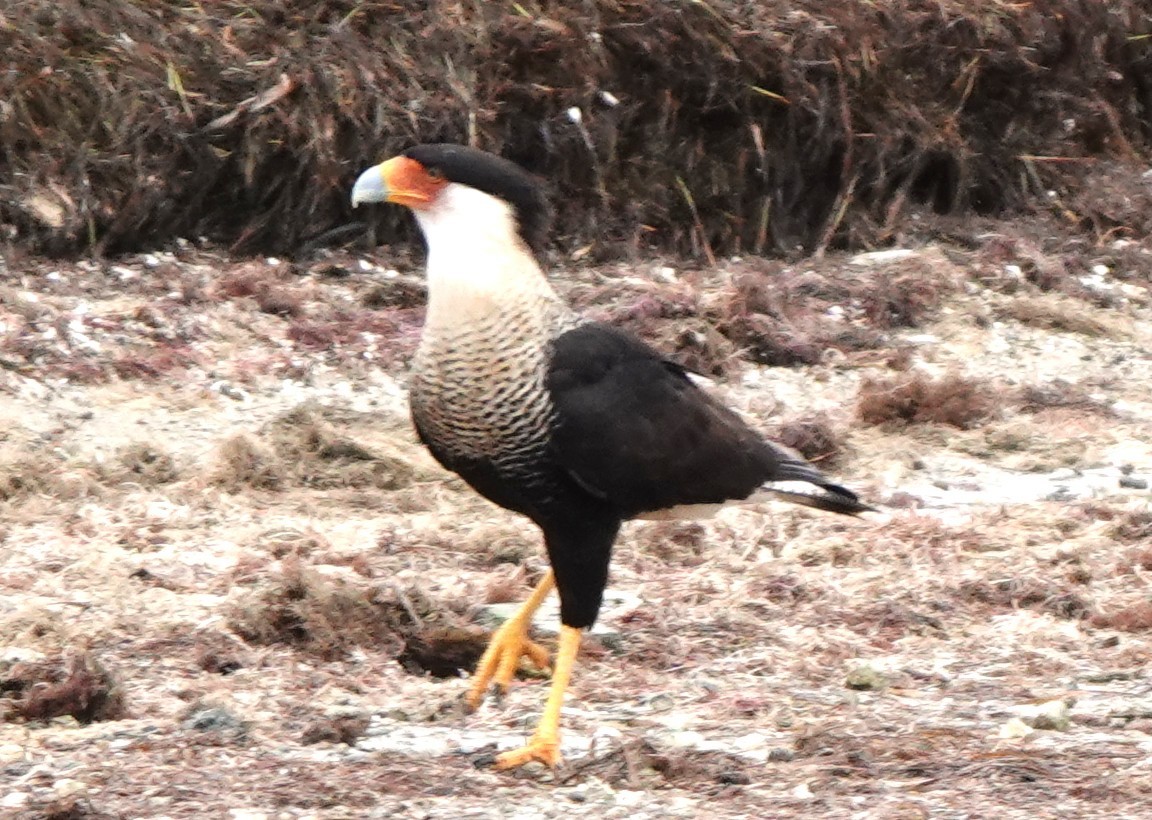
top-left (412, 184), bottom-right (559, 327)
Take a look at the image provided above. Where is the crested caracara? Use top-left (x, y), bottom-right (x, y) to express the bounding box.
top-left (351, 144), bottom-right (871, 770)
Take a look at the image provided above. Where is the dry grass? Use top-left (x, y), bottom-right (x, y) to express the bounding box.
top-left (95, 442), bottom-right (181, 487)
top-left (211, 434), bottom-right (286, 491)
top-left (2, 1), bottom-right (1149, 258)
top-left (0, 448), bottom-right (102, 502)
top-left (2, 651), bottom-right (128, 724)
top-left (856, 372), bottom-right (999, 429)
top-left (771, 414), bottom-right (845, 467)
top-left (571, 251), bottom-right (957, 374)
top-left (210, 404), bottom-right (427, 493)
top-left (997, 294), bottom-right (1129, 337)
top-left (1015, 380), bottom-right (1115, 416)
top-left (226, 556), bottom-right (424, 661)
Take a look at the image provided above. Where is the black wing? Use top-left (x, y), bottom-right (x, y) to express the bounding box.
top-left (546, 323), bottom-right (869, 518)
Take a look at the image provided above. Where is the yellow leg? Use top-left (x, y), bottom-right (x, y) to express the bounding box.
top-left (495, 624), bottom-right (581, 770)
top-left (466, 571), bottom-right (555, 710)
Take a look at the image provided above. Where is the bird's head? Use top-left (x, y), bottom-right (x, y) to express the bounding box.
top-left (352, 144), bottom-right (550, 256)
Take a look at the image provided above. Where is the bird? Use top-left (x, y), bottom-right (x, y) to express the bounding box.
top-left (351, 144), bottom-right (872, 770)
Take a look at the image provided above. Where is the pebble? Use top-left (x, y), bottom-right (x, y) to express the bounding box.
top-left (1, 647), bottom-right (48, 667)
top-left (53, 778), bottom-right (88, 798)
top-left (1, 792), bottom-right (29, 809)
top-left (182, 706), bottom-right (246, 734)
top-left (845, 662), bottom-right (889, 691)
top-left (849, 249), bottom-right (917, 265)
top-left (998, 717), bottom-right (1034, 739)
top-left (1014, 699), bottom-right (1072, 731)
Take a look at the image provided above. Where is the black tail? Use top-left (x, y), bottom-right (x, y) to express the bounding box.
top-left (767, 455), bottom-right (875, 516)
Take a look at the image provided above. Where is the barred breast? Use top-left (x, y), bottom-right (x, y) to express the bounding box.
top-left (410, 293), bottom-right (580, 469)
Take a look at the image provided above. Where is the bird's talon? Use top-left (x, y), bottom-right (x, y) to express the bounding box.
top-left (494, 737), bottom-right (562, 770)
top-left (467, 620), bottom-right (552, 710)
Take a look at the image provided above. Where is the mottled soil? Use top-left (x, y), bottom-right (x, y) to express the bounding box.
top-left (2, 229), bottom-right (1151, 819)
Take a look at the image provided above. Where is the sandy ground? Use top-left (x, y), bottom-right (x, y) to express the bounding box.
top-left (2, 232), bottom-right (1151, 819)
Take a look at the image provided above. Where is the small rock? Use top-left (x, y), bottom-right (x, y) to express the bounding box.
top-left (53, 778), bottom-right (88, 799)
top-left (1, 792), bottom-right (28, 809)
top-left (790, 781), bottom-right (815, 799)
top-left (1, 647), bottom-right (48, 670)
top-left (669, 730), bottom-right (706, 748)
top-left (212, 381), bottom-right (248, 402)
top-left (1119, 476), bottom-right (1148, 490)
top-left (182, 705), bottom-right (246, 734)
top-left (1014, 699), bottom-right (1072, 731)
top-left (845, 662), bottom-right (889, 691)
top-left (0, 743), bottom-right (26, 764)
top-left (998, 717), bottom-right (1034, 739)
top-left (561, 779), bottom-right (615, 804)
top-left (849, 249), bottom-right (917, 266)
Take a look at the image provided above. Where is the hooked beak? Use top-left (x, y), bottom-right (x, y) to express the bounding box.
top-left (351, 163), bottom-right (389, 208)
top-left (351, 156), bottom-right (441, 209)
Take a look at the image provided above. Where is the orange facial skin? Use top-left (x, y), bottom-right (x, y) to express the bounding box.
top-left (379, 156), bottom-right (448, 209)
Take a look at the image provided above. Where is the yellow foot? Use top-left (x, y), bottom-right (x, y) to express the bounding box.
top-left (488, 626), bottom-right (581, 772)
top-left (495, 735), bottom-right (561, 770)
top-left (466, 620), bottom-right (551, 711)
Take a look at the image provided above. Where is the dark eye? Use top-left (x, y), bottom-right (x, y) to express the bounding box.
top-left (426, 166), bottom-right (444, 180)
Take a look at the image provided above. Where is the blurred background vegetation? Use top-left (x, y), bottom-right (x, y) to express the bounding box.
top-left (1, 0), bottom-right (1150, 259)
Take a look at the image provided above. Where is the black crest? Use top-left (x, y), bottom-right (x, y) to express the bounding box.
top-left (403, 144), bottom-right (551, 255)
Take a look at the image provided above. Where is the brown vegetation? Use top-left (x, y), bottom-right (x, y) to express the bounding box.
top-left (2, 652), bottom-right (127, 724)
top-left (856, 372), bottom-right (998, 429)
top-left (211, 404), bottom-right (426, 492)
top-left (772, 414), bottom-right (845, 466)
top-left (997, 294), bottom-right (1127, 337)
top-left (1091, 603), bottom-right (1152, 633)
top-left (226, 557), bottom-right (441, 661)
top-left (957, 577), bottom-right (1091, 621)
top-left (2, 1), bottom-right (1149, 257)
top-left (572, 252), bottom-right (954, 374)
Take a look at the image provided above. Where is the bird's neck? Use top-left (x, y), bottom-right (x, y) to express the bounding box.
top-left (413, 186), bottom-right (567, 330)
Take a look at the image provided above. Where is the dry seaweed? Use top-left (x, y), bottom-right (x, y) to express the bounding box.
top-left (857, 372), bottom-right (999, 429)
top-left (2, 1), bottom-right (1148, 257)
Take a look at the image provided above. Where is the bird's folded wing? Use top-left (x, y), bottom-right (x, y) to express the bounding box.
top-left (546, 323), bottom-right (787, 518)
